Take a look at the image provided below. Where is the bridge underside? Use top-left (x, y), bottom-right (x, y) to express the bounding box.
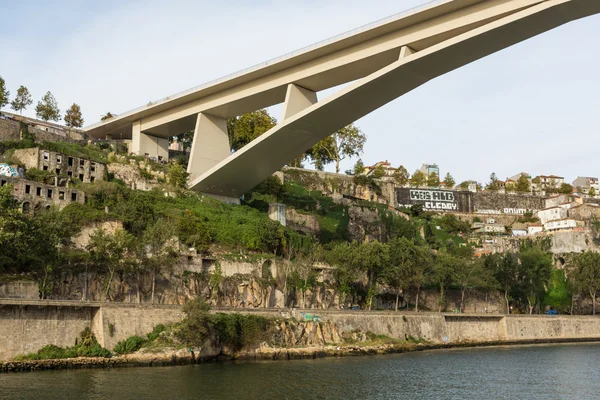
top-left (84, 0), bottom-right (600, 200)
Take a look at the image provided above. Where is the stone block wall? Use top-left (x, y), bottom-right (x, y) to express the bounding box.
top-left (0, 118), bottom-right (20, 140)
top-left (0, 305), bottom-right (94, 361)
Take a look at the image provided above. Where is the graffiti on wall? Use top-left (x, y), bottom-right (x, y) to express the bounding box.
top-left (0, 163), bottom-right (24, 178)
top-left (397, 188), bottom-right (473, 212)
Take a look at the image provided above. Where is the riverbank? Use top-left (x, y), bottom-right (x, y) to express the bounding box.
top-left (4, 338), bottom-right (600, 373)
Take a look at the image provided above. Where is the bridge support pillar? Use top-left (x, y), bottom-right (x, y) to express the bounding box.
top-left (188, 113), bottom-right (239, 202)
top-left (131, 120), bottom-right (169, 161)
top-left (281, 84), bottom-right (317, 120)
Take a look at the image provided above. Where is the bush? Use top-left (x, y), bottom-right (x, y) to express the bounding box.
top-left (147, 324), bottom-right (167, 342)
top-left (113, 335), bottom-right (146, 355)
top-left (13, 328), bottom-right (111, 360)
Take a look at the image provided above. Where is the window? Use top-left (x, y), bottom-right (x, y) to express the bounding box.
top-left (59, 191), bottom-right (65, 200)
top-left (90, 162), bottom-right (96, 172)
top-left (47, 189), bottom-right (53, 198)
top-left (43, 165), bottom-right (48, 171)
top-left (0, 180), bottom-right (6, 187)
top-left (25, 185), bottom-right (31, 194)
top-left (56, 155), bottom-right (62, 164)
top-left (80, 159), bottom-right (85, 167)
top-left (79, 174), bottom-right (84, 181)
top-left (90, 176), bottom-right (95, 183)
top-left (36, 187), bottom-right (42, 196)
top-left (43, 151), bottom-right (49, 161)
top-left (71, 192), bottom-right (77, 202)
top-left (67, 171), bottom-right (72, 177)
top-left (56, 168), bottom-right (61, 175)
top-left (68, 157), bottom-right (73, 166)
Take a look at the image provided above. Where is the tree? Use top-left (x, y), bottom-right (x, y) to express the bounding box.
top-left (427, 172), bottom-right (440, 187)
top-left (516, 175), bottom-right (530, 193)
top-left (519, 247), bottom-right (552, 314)
top-left (386, 237), bottom-right (417, 311)
top-left (433, 251), bottom-right (456, 312)
top-left (101, 112), bottom-right (115, 121)
top-left (572, 251), bottom-right (600, 315)
top-left (444, 173), bottom-right (455, 188)
top-left (142, 219), bottom-right (179, 303)
top-left (354, 241), bottom-right (389, 310)
top-left (410, 170), bottom-right (426, 187)
top-left (459, 181), bottom-right (470, 190)
top-left (87, 228), bottom-right (137, 301)
top-left (353, 159), bottom-right (365, 175)
top-left (64, 103), bottom-right (84, 128)
top-left (393, 165), bottom-right (409, 186)
top-left (453, 257), bottom-right (490, 312)
top-left (372, 165), bottom-right (385, 179)
top-left (308, 124), bottom-right (366, 173)
top-left (168, 162), bottom-right (189, 188)
top-left (487, 172), bottom-right (500, 191)
top-left (559, 183), bottom-right (574, 194)
top-left (589, 187), bottom-right (597, 197)
top-left (227, 109), bottom-right (276, 151)
top-left (35, 91), bottom-right (60, 121)
top-left (0, 76), bottom-right (9, 109)
top-left (10, 85), bottom-right (33, 115)
top-left (487, 253), bottom-right (519, 314)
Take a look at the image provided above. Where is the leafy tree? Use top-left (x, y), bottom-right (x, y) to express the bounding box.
top-left (544, 269), bottom-right (572, 313)
top-left (487, 172), bottom-right (500, 191)
top-left (453, 257), bottom-right (491, 312)
top-left (385, 237), bottom-right (419, 311)
top-left (168, 162), bottom-right (189, 188)
top-left (410, 170), bottom-right (426, 187)
top-left (433, 251), bottom-right (456, 312)
top-left (444, 173), bottom-right (455, 188)
top-left (64, 103), bottom-right (84, 128)
top-left (10, 85), bottom-right (33, 115)
top-left (142, 219), bottom-right (179, 303)
top-left (308, 124), bottom-right (366, 173)
top-left (87, 228), bottom-right (137, 301)
top-left (487, 253), bottom-right (519, 314)
top-left (516, 175), bottom-right (530, 193)
top-left (589, 187), bottom-right (597, 197)
top-left (505, 181), bottom-right (515, 192)
top-left (559, 183), bottom-right (574, 194)
top-left (100, 112), bottom-right (115, 121)
top-left (354, 241), bottom-right (389, 310)
top-left (519, 247), bottom-right (552, 314)
top-left (427, 172), bottom-right (440, 187)
top-left (572, 251), bottom-right (600, 315)
top-left (35, 91), bottom-right (60, 121)
top-left (459, 181), bottom-right (470, 190)
top-left (353, 159), bottom-right (365, 175)
top-left (393, 165), bottom-right (409, 186)
top-left (227, 109), bottom-right (276, 151)
top-left (371, 165), bottom-right (385, 179)
top-left (0, 76), bottom-right (9, 109)
top-left (178, 210), bottom-right (212, 253)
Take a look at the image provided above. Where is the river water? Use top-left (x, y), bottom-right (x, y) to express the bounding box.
top-left (2, 343), bottom-right (600, 400)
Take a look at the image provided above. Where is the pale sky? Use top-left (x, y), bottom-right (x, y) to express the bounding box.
top-left (1, 0), bottom-right (599, 185)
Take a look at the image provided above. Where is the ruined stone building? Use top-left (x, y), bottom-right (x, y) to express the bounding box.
top-left (0, 177), bottom-right (85, 211)
top-left (12, 148), bottom-right (106, 183)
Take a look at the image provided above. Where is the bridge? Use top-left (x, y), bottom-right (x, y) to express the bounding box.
top-left (84, 0), bottom-right (600, 202)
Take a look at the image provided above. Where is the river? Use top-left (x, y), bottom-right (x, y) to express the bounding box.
top-left (2, 343), bottom-right (599, 399)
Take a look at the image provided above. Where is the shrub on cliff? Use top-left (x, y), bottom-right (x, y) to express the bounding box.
top-left (13, 328), bottom-right (111, 361)
top-left (113, 336), bottom-right (146, 355)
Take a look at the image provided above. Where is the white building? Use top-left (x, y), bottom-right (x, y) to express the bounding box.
top-left (527, 225), bottom-right (543, 235)
top-left (544, 219), bottom-right (577, 232)
top-left (537, 207), bottom-right (568, 225)
top-left (572, 176), bottom-right (599, 195)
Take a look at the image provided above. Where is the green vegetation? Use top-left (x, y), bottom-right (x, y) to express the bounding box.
top-left (35, 91), bottom-right (61, 122)
top-left (13, 328), bottom-right (111, 360)
top-left (176, 298), bottom-right (270, 350)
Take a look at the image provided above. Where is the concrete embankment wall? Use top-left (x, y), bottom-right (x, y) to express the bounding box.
top-left (0, 303), bottom-right (183, 361)
top-left (4, 303), bottom-right (600, 361)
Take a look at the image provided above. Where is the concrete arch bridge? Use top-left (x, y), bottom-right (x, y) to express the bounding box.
top-left (85, 0), bottom-right (600, 202)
